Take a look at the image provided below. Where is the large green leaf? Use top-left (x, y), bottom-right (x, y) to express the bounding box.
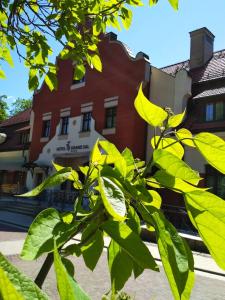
top-left (0, 253), bottom-right (49, 300)
top-left (184, 190), bottom-right (225, 270)
top-left (152, 211), bottom-right (194, 300)
top-left (126, 206), bottom-right (144, 278)
top-left (153, 149), bottom-right (200, 185)
top-left (54, 247), bottom-right (90, 300)
top-left (168, 0), bottom-right (179, 10)
top-left (21, 208), bottom-right (76, 260)
top-left (176, 128), bottom-right (195, 148)
top-left (122, 148), bottom-right (135, 180)
top-left (194, 132), bottom-right (225, 174)
top-left (98, 176), bottom-right (126, 221)
top-left (108, 240), bottom-right (133, 293)
top-left (167, 110), bottom-right (185, 128)
top-left (99, 140), bottom-right (127, 177)
top-left (53, 162), bottom-right (82, 189)
top-left (151, 136), bottom-right (184, 159)
top-left (102, 220), bottom-right (158, 271)
top-left (153, 170), bottom-right (206, 193)
top-left (19, 167), bottom-right (72, 197)
top-left (134, 83), bottom-right (168, 127)
top-left (81, 223), bottom-right (104, 271)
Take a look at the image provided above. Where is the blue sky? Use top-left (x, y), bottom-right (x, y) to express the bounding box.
top-left (1, 0), bottom-right (225, 107)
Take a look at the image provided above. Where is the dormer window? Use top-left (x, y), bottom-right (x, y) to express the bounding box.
top-left (205, 101), bottom-right (224, 122)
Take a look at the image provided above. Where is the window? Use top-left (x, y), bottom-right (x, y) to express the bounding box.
top-left (20, 132), bottom-right (29, 144)
top-left (205, 101), bottom-right (224, 121)
top-left (105, 107), bottom-right (117, 129)
top-left (82, 112), bottom-right (91, 132)
top-left (73, 76), bottom-right (85, 85)
top-left (60, 116), bottom-right (69, 135)
top-left (206, 165), bottom-right (225, 198)
top-left (42, 120), bottom-right (51, 137)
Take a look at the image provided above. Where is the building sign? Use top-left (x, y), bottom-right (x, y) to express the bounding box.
top-left (56, 141), bottom-right (89, 153)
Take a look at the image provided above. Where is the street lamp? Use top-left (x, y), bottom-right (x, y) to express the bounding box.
top-left (0, 133), bottom-right (6, 144)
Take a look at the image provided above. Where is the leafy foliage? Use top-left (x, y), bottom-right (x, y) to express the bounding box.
top-left (0, 95), bottom-right (8, 121)
top-left (9, 98), bottom-right (32, 116)
top-left (0, 0), bottom-right (178, 91)
top-left (0, 253), bottom-right (49, 300)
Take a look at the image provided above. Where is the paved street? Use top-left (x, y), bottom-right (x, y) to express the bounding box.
top-left (1, 223), bottom-right (225, 299)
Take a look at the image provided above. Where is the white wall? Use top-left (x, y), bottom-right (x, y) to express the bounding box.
top-left (146, 67), bottom-right (192, 162)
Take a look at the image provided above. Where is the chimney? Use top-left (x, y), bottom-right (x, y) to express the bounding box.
top-left (189, 27), bottom-right (215, 69)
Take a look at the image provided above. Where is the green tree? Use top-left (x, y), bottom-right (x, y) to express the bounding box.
top-left (10, 98), bottom-right (32, 116)
top-left (0, 0), bottom-right (178, 91)
top-left (0, 95), bottom-right (8, 121)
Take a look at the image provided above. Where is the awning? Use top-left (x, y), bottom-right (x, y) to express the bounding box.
top-left (16, 125), bottom-right (30, 132)
top-left (193, 87), bottom-right (225, 99)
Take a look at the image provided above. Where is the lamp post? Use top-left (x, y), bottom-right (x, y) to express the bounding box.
top-left (0, 133), bottom-right (6, 144)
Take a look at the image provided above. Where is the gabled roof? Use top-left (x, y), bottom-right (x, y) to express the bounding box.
top-left (193, 87), bottom-right (225, 99)
top-left (161, 49), bottom-right (225, 84)
top-left (0, 108), bottom-right (31, 127)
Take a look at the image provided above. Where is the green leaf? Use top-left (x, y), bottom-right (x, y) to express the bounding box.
top-left (0, 69), bottom-right (6, 79)
top-left (54, 247), bottom-right (91, 300)
top-left (19, 167), bottom-right (72, 197)
top-left (176, 128), bottom-right (195, 148)
top-left (151, 136), bottom-right (184, 159)
top-left (153, 149), bottom-right (200, 185)
top-left (126, 206), bottom-right (141, 234)
top-left (152, 211), bottom-right (194, 300)
top-left (184, 190), bottom-right (225, 270)
top-left (108, 240), bottom-right (133, 293)
top-left (0, 253), bottom-right (49, 300)
top-left (168, 0), bottom-right (179, 10)
top-left (194, 132), bottom-right (225, 174)
top-left (28, 68), bottom-right (39, 91)
top-left (53, 162), bottom-right (81, 187)
top-left (102, 220), bottom-right (158, 271)
top-left (153, 170), bottom-right (206, 193)
top-left (147, 190), bottom-right (162, 209)
top-left (91, 54), bottom-right (102, 72)
top-left (122, 148), bottom-right (135, 180)
top-left (167, 109), bottom-right (186, 128)
top-left (21, 208), bottom-right (76, 260)
top-left (45, 71), bottom-right (58, 91)
top-left (81, 223), bottom-right (104, 271)
top-left (149, 0), bottom-right (158, 6)
top-left (121, 8), bottom-right (133, 30)
top-left (98, 176), bottom-right (126, 221)
top-left (74, 64), bottom-right (86, 80)
top-left (134, 83), bottom-right (168, 127)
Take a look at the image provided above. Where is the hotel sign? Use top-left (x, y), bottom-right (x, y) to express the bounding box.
top-left (56, 141), bottom-right (89, 153)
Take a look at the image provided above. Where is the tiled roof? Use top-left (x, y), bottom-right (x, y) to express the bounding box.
top-left (0, 108), bottom-right (31, 127)
top-left (193, 87), bottom-right (225, 99)
top-left (161, 49), bottom-right (225, 83)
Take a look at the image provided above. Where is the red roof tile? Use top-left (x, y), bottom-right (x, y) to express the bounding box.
top-left (161, 49), bottom-right (225, 83)
top-left (0, 108), bottom-right (31, 127)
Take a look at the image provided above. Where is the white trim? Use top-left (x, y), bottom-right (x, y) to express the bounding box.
top-left (81, 102), bottom-right (93, 108)
top-left (42, 112), bottom-right (52, 121)
top-left (40, 137), bottom-right (49, 143)
top-left (60, 107), bottom-right (71, 117)
top-left (79, 131), bottom-right (91, 138)
top-left (70, 82), bottom-right (85, 90)
top-left (57, 134), bottom-right (69, 140)
top-left (81, 102), bottom-right (93, 113)
top-left (104, 96), bottom-right (119, 102)
top-left (102, 128), bottom-right (116, 135)
top-left (104, 96), bottom-right (118, 108)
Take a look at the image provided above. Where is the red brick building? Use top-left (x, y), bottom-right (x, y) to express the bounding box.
top-left (28, 33), bottom-right (150, 190)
